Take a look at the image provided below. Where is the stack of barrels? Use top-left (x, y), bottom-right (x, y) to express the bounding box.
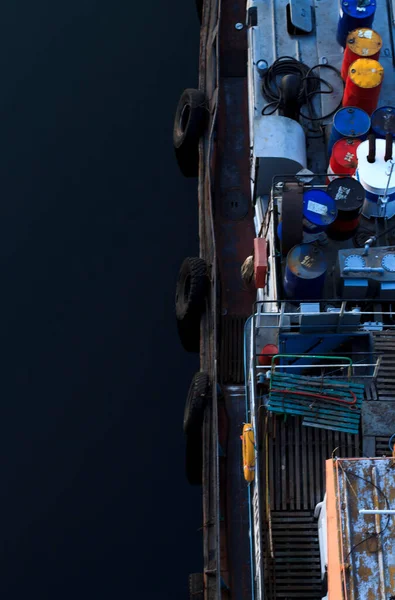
top-left (327, 1), bottom-right (395, 197)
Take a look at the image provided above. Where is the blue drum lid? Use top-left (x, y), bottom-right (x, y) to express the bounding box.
top-left (371, 106), bottom-right (395, 137)
top-left (341, 0), bottom-right (376, 19)
top-left (333, 106), bottom-right (371, 137)
top-left (287, 244), bottom-right (327, 280)
top-left (303, 189), bottom-right (338, 227)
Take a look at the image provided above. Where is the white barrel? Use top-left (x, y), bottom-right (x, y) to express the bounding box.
top-left (356, 139), bottom-right (395, 218)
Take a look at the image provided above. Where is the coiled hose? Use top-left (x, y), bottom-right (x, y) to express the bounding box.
top-left (261, 56), bottom-right (344, 121)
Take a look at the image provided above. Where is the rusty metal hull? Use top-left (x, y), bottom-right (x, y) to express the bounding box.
top-left (197, 0), bottom-right (256, 598)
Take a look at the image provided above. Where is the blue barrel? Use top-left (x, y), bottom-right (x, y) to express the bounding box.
top-left (328, 106), bottom-right (370, 155)
top-left (284, 244), bottom-right (327, 300)
top-left (277, 222), bottom-right (282, 240)
top-left (371, 106), bottom-right (395, 139)
top-left (303, 189), bottom-right (338, 234)
top-left (337, 0), bottom-right (376, 48)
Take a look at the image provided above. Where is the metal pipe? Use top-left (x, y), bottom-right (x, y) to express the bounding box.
top-left (385, 132), bottom-right (393, 161)
top-left (343, 267), bottom-right (384, 274)
top-left (362, 236), bottom-right (377, 256)
top-left (359, 509), bottom-right (395, 515)
top-left (371, 466), bottom-right (386, 600)
top-left (367, 133), bottom-right (376, 163)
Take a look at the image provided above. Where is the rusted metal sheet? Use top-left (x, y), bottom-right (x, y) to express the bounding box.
top-left (215, 77), bottom-right (256, 317)
top-left (333, 458), bottom-right (395, 600)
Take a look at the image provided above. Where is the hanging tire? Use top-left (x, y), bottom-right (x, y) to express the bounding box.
top-left (185, 430), bottom-right (203, 485)
top-left (175, 257), bottom-right (208, 352)
top-left (173, 89), bottom-right (207, 177)
top-left (183, 371), bottom-right (210, 434)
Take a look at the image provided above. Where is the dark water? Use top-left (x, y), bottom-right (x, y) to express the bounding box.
top-left (0, 2), bottom-right (202, 597)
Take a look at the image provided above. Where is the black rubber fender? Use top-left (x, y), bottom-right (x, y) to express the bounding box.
top-left (175, 257), bottom-right (208, 352)
top-left (173, 88), bottom-right (207, 177)
top-left (183, 371), bottom-right (210, 434)
top-left (175, 257), bottom-right (208, 321)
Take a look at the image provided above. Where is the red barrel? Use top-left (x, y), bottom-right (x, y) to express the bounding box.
top-left (343, 58), bottom-right (384, 115)
top-left (327, 138), bottom-right (361, 183)
top-left (341, 28), bottom-right (382, 81)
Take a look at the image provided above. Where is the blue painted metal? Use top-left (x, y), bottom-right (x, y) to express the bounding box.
top-left (303, 190), bottom-right (338, 234)
top-left (277, 333), bottom-right (374, 375)
top-left (371, 106), bottom-right (395, 138)
top-left (336, 0), bottom-right (376, 48)
top-left (267, 372), bottom-right (364, 434)
top-left (328, 106), bottom-right (370, 154)
top-left (284, 243), bottom-right (327, 300)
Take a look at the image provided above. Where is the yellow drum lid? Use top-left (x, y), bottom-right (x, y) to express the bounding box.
top-left (346, 28), bottom-right (382, 57)
top-left (349, 58), bottom-right (384, 89)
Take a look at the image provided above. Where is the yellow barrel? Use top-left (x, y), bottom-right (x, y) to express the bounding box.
top-left (341, 28), bottom-right (382, 80)
top-left (343, 58), bottom-right (384, 115)
top-left (242, 423), bottom-right (255, 482)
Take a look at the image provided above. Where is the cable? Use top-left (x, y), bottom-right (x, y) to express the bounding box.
top-left (343, 470), bottom-right (391, 562)
top-left (261, 56), bottom-right (344, 121)
top-left (389, 433), bottom-right (395, 452)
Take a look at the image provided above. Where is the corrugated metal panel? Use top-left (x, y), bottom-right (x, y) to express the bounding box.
top-left (268, 373), bottom-right (364, 434)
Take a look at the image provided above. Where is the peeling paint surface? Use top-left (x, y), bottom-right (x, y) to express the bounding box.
top-left (334, 458), bottom-right (395, 600)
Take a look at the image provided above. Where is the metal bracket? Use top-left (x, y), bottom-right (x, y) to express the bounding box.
top-left (289, 0), bottom-right (313, 33)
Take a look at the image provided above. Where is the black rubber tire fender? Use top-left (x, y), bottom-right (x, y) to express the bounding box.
top-left (176, 316), bottom-right (200, 353)
top-left (173, 88), bottom-right (207, 150)
top-left (185, 430), bottom-right (203, 485)
top-left (183, 371), bottom-right (210, 434)
top-left (175, 257), bottom-right (208, 322)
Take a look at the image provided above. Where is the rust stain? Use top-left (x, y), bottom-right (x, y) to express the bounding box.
top-left (358, 565), bottom-right (373, 580)
top-left (367, 588), bottom-right (375, 600)
top-left (389, 566), bottom-right (395, 592)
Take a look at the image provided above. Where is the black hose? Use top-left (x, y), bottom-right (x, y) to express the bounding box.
top-left (261, 56), bottom-right (344, 121)
top-left (367, 134), bottom-right (376, 163)
top-left (385, 132), bottom-right (393, 162)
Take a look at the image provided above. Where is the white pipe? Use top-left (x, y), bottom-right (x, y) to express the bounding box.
top-left (359, 509), bottom-right (395, 515)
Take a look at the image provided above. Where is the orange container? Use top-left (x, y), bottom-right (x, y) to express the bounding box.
top-left (343, 58), bottom-right (384, 115)
top-left (341, 28), bottom-right (382, 81)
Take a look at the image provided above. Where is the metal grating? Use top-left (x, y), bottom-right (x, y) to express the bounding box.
top-left (376, 436), bottom-right (393, 457)
top-left (219, 315), bottom-right (246, 384)
top-left (373, 331), bottom-right (395, 401)
top-left (268, 373), bottom-right (364, 434)
top-left (267, 415), bottom-right (359, 511)
top-left (266, 511), bottom-right (322, 599)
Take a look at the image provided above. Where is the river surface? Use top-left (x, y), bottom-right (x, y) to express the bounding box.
top-left (0, 2), bottom-right (202, 597)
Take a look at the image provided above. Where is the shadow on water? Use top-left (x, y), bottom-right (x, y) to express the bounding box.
top-left (0, 1), bottom-right (203, 597)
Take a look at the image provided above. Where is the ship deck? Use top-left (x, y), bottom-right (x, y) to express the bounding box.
top-left (198, 0), bottom-right (395, 599)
